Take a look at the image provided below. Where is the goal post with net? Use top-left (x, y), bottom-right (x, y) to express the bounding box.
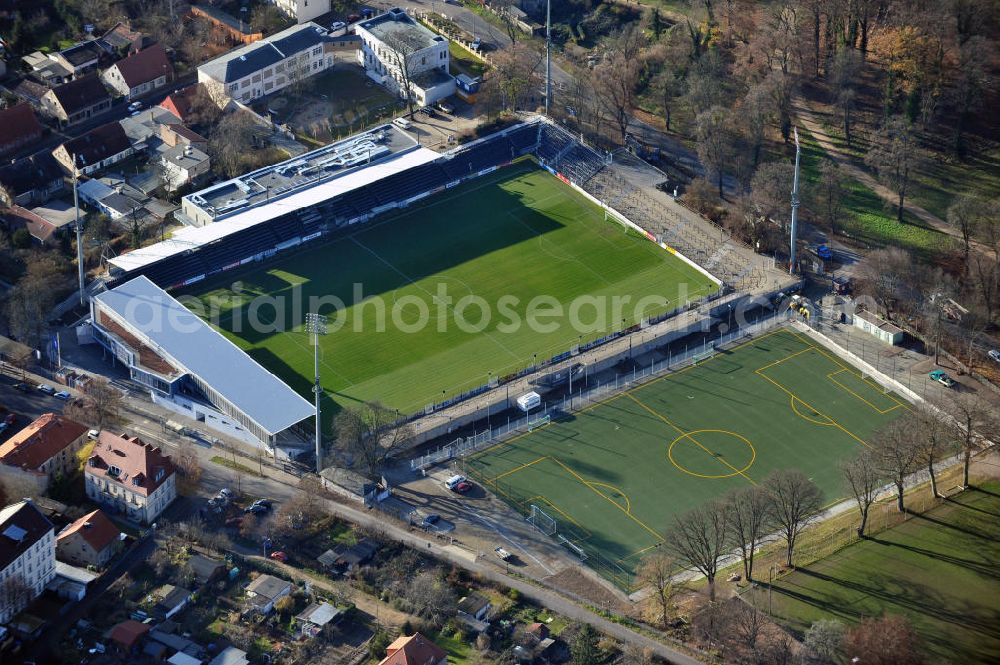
top-left (527, 504), bottom-right (557, 536)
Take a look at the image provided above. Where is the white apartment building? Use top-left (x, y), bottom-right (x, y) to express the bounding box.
top-left (271, 0), bottom-right (331, 24)
top-left (355, 8), bottom-right (455, 106)
top-left (84, 432), bottom-right (177, 525)
top-left (197, 22), bottom-right (335, 107)
top-left (0, 501), bottom-right (56, 624)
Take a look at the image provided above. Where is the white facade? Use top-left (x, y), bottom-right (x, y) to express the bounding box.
top-left (0, 504), bottom-right (56, 624)
top-left (84, 466), bottom-right (177, 525)
top-left (355, 9), bottom-right (450, 102)
top-left (197, 23), bottom-right (335, 107)
top-left (272, 0), bottom-right (331, 24)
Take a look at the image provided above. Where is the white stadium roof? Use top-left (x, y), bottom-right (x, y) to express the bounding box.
top-left (93, 276), bottom-right (314, 435)
top-left (108, 146), bottom-right (441, 273)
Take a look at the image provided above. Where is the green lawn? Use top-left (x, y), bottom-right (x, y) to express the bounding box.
top-left (797, 128), bottom-right (957, 257)
top-left (747, 482), bottom-right (1000, 664)
top-left (467, 328), bottom-right (907, 588)
top-left (448, 41), bottom-right (488, 78)
top-left (187, 162), bottom-right (714, 417)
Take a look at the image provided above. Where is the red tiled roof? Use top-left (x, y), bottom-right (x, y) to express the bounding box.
top-left (158, 84), bottom-right (199, 122)
top-left (0, 103), bottom-right (43, 154)
top-left (57, 508), bottom-right (121, 553)
top-left (108, 620), bottom-right (149, 649)
top-left (87, 431), bottom-right (175, 496)
top-left (110, 43), bottom-right (173, 88)
top-left (380, 633), bottom-right (447, 665)
top-left (0, 413), bottom-right (87, 471)
top-left (2, 205), bottom-right (59, 243)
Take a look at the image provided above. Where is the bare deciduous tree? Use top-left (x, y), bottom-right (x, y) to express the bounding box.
top-left (695, 106), bottom-right (735, 199)
top-left (865, 115), bottom-right (922, 223)
top-left (947, 392), bottom-right (998, 488)
top-left (840, 448), bottom-right (884, 538)
top-left (813, 159), bottom-right (846, 237)
top-left (333, 401), bottom-right (412, 480)
top-left (913, 405), bottom-right (955, 498)
top-left (766, 469), bottom-right (823, 567)
top-left (635, 549), bottom-right (684, 628)
top-left (842, 614), bottom-right (925, 665)
top-left (664, 499), bottom-right (728, 601)
top-left (873, 419), bottom-right (922, 512)
top-left (724, 485), bottom-right (771, 582)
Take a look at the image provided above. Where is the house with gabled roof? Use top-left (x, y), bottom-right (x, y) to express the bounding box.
top-left (0, 103), bottom-right (44, 159)
top-left (56, 508), bottom-right (122, 568)
top-left (102, 43), bottom-right (174, 101)
top-left (40, 74), bottom-right (112, 127)
top-left (52, 121), bottom-right (135, 176)
top-left (84, 432), bottom-right (176, 524)
top-left (0, 413), bottom-right (89, 498)
top-left (378, 633), bottom-right (447, 665)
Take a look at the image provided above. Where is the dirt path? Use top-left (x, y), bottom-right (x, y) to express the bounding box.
top-left (793, 95), bottom-right (987, 254)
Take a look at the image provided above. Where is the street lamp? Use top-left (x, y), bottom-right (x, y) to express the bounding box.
top-left (305, 313), bottom-right (328, 474)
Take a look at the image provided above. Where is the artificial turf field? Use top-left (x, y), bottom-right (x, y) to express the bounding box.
top-left (466, 327), bottom-right (909, 587)
top-left (187, 161), bottom-right (715, 415)
top-left (746, 482), bottom-right (1000, 664)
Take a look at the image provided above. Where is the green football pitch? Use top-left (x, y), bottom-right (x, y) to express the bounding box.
top-left (186, 161), bottom-right (716, 416)
top-left (466, 328), bottom-right (910, 589)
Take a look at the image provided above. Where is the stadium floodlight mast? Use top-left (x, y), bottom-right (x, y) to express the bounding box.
top-left (545, 0), bottom-right (551, 116)
top-left (305, 313), bottom-right (328, 474)
top-left (72, 154), bottom-right (85, 306)
top-left (788, 127), bottom-right (801, 275)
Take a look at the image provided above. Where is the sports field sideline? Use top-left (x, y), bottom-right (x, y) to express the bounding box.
top-left (187, 161), bottom-right (716, 416)
top-left (466, 327), bottom-right (909, 588)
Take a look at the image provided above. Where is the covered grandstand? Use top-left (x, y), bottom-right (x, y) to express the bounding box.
top-left (91, 275), bottom-right (314, 450)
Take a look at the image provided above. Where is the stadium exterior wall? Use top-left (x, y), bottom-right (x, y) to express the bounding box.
top-left (540, 163), bottom-right (723, 288)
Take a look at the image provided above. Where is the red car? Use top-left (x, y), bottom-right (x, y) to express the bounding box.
top-left (4, 413), bottom-right (15, 426)
top-left (453, 481), bottom-right (472, 494)
top-left (270, 551), bottom-right (287, 562)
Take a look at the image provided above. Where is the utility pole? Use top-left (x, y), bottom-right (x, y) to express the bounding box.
top-left (545, 0), bottom-right (551, 116)
top-left (305, 313), bottom-right (328, 474)
top-left (72, 155), bottom-right (85, 305)
top-left (789, 127), bottom-right (801, 275)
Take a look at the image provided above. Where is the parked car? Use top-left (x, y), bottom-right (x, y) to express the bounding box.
top-left (37, 384), bottom-right (55, 395)
top-left (470, 37), bottom-right (482, 51)
top-left (0, 422), bottom-right (8, 434)
top-left (816, 244), bottom-right (833, 260)
top-left (494, 546), bottom-right (511, 561)
top-left (929, 370), bottom-right (956, 388)
top-left (452, 481), bottom-right (472, 494)
top-left (219, 488), bottom-right (235, 498)
top-left (244, 504), bottom-right (268, 515)
top-left (127, 101), bottom-right (143, 112)
top-left (437, 100), bottom-right (454, 114)
top-left (13, 383), bottom-right (29, 392)
top-left (444, 474), bottom-right (466, 490)
top-left (329, 20), bottom-right (346, 31)
top-left (988, 349), bottom-right (1000, 365)
top-left (392, 116), bottom-right (412, 130)
top-left (270, 551), bottom-right (287, 562)
top-left (254, 498), bottom-right (273, 508)
top-left (417, 106), bottom-right (436, 117)
top-left (4, 413), bottom-right (16, 426)
top-left (54, 390), bottom-right (71, 400)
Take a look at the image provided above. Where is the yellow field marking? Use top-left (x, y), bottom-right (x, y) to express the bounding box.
top-left (667, 429), bottom-right (757, 480)
top-left (754, 346), bottom-right (815, 373)
top-left (625, 393), bottom-right (758, 485)
top-left (588, 482), bottom-right (632, 513)
top-left (495, 456), bottom-right (549, 481)
top-left (754, 367), bottom-right (871, 449)
top-left (621, 542), bottom-right (665, 562)
top-left (826, 371), bottom-right (903, 415)
top-left (790, 396), bottom-right (836, 426)
top-left (549, 457), bottom-right (662, 540)
top-left (526, 494), bottom-right (593, 538)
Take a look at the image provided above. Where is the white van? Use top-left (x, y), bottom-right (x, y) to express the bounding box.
top-left (392, 117), bottom-right (412, 130)
top-left (444, 474), bottom-right (466, 490)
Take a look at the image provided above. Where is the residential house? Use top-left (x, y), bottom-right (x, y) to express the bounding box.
top-left (102, 43), bottom-right (174, 101)
top-left (0, 413), bottom-right (89, 498)
top-left (317, 538), bottom-right (379, 574)
top-left (10, 79), bottom-right (50, 109)
top-left (457, 592), bottom-right (492, 622)
top-left (160, 123), bottom-right (209, 151)
top-left (378, 633), bottom-right (447, 665)
top-left (0, 152), bottom-right (65, 207)
top-left (0, 206), bottom-right (61, 245)
top-left (0, 500), bottom-right (57, 624)
top-left (50, 560), bottom-right (99, 600)
top-left (158, 85), bottom-right (203, 124)
top-left (209, 646), bottom-right (249, 665)
top-left (84, 432), bottom-right (177, 524)
top-left (244, 574), bottom-right (292, 614)
top-left (187, 552), bottom-right (224, 586)
top-left (0, 103), bottom-right (43, 159)
top-left (152, 584), bottom-right (193, 620)
top-left (160, 144), bottom-right (211, 191)
top-left (270, 0), bottom-right (331, 24)
top-left (22, 51), bottom-right (72, 86)
top-left (40, 74), bottom-right (112, 127)
top-left (355, 9), bottom-right (454, 106)
top-left (197, 22), bottom-right (336, 107)
top-left (107, 619), bottom-right (150, 657)
top-left (101, 22), bottom-right (146, 58)
top-left (55, 509), bottom-right (122, 568)
top-left (48, 41), bottom-right (107, 79)
top-left (52, 121), bottom-right (135, 176)
top-left (296, 601), bottom-right (342, 638)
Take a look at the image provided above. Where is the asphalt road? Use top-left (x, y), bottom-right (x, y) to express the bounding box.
top-left (0, 372), bottom-right (67, 441)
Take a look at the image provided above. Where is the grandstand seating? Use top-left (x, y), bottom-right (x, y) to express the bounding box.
top-left (108, 119), bottom-right (612, 290)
